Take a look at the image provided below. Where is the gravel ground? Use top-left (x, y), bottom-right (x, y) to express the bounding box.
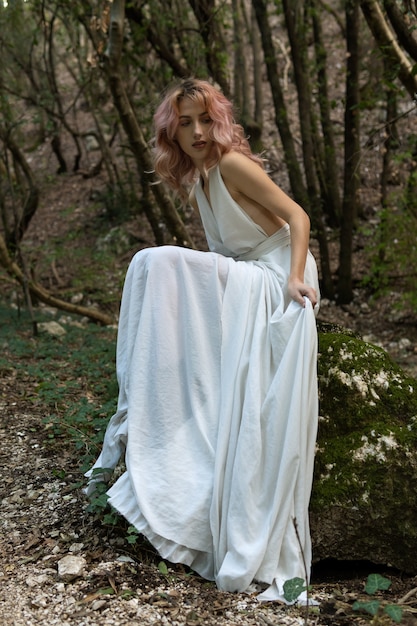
top-left (2, 397), bottom-right (417, 626)
top-left (0, 399), bottom-right (326, 626)
top-left (2, 282), bottom-right (417, 626)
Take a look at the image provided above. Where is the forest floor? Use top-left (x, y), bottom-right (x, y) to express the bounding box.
top-left (1, 124), bottom-right (417, 625)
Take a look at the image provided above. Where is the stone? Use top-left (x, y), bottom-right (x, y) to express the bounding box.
top-left (37, 321), bottom-right (66, 337)
top-left (311, 325), bottom-right (417, 572)
top-left (68, 542), bottom-right (84, 553)
top-left (57, 555), bottom-right (87, 581)
top-left (91, 599), bottom-right (107, 611)
top-left (25, 574), bottom-right (49, 588)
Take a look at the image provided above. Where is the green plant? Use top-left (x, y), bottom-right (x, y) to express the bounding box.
top-left (353, 573), bottom-right (403, 623)
top-left (126, 525), bottom-right (141, 545)
top-left (158, 561), bottom-right (169, 576)
top-left (85, 482), bottom-right (109, 513)
top-left (0, 302), bottom-right (117, 469)
top-left (283, 577), bottom-right (309, 603)
top-left (85, 477), bottom-right (122, 527)
top-left (364, 137), bottom-right (417, 315)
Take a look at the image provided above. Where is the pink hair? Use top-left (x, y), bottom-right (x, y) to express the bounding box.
top-left (153, 78), bottom-right (264, 202)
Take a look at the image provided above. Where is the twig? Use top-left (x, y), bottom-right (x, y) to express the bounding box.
top-left (292, 517), bottom-right (310, 625)
top-left (258, 614), bottom-right (301, 626)
top-left (398, 586), bottom-right (417, 604)
top-left (51, 258), bottom-right (65, 287)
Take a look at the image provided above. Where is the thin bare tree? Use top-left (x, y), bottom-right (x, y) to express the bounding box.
top-left (104, 0), bottom-right (195, 249)
top-left (338, 0), bottom-right (361, 304)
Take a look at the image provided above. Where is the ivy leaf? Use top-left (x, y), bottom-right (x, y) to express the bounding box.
top-left (158, 561), bottom-right (169, 575)
top-left (85, 492), bottom-right (109, 513)
top-left (126, 525), bottom-right (139, 544)
top-left (126, 533), bottom-right (138, 544)
top-left (365, 573), bottom-right (392, 595)
top-left (103, 512), bottom-right (118, 525)
top-left (283, 577), bottom-right (307, 603)
top-left (384, 604), bottom-right (403, 623)
top-left (353, 600), bottom-right (381, 616)
top-left (98, 586), bottom-right (116, 595)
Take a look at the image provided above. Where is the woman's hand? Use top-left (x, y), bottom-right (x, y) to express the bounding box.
top-left (288, 277), bottom-right (318, 308)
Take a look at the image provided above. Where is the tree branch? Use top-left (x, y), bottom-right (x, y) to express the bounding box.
top-left (360, 0), bottom-right (417, 99)
top-left (0, 233), bottom-right (114, 326)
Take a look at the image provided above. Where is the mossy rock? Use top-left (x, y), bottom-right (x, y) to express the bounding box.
top-left (311, 329), bottom-right (417, 573)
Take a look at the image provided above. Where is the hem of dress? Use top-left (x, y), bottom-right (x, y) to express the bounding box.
top-left (106, 472), bottom-right (318, 605)
top-left (106, 472), bottom-right (216, 581)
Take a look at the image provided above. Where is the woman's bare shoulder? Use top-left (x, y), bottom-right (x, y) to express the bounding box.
top-left (219, 150), bottom-right (253, 173)
top-left (219, 151), bottom-right (269, 191)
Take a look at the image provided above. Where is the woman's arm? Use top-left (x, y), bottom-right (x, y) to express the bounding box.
top-left (219, 151), bottom-right (317, 307)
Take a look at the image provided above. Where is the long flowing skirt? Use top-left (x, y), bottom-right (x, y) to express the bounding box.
top-left (86, 244), bottom-right (318, 602)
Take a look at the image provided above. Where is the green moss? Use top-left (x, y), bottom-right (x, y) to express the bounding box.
top-left (318, 332), bottom-right (416, 433)
top-left (313, 331), bottom-right (417, 510)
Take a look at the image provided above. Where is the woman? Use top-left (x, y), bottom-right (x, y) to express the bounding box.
top-left (86, 78), bottom-right (320, 603)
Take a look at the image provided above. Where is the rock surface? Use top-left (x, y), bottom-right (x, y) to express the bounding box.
top-left (58, 555), bottom-right (87, 581)
top-left (311, 326), bottom-right (417, 572)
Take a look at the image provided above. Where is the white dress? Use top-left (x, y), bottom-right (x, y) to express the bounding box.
top-left (86, 165), bottom-right (320, 602)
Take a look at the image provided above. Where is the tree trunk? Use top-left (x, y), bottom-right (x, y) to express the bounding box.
top-left (251, 0), bottom-right (308, 209)
top-left (338, 0), bottom-right (361, 304)
top-left (251, 4), bottom-right (264, 136)
top-left (43, 8), bottom-right (82, 172)
top-left (282, 0), bottom-right (334, 298)
top-left (232, 0), bottom-right (245, 115)
top-left (383, 0), bottom-right (417, 61)
top-left (311, 0), bottom-right (342, 226)
top-left (105, 0), bottom-right (195, 249)
top-left (0, 127), bottom-right (39, 249)
top-left (376, 58), bottom-right (399, 283)
top-left (380, 56), bottom-right (399, 209)
top-left (360, 0), bottom-right (417, 98)
top-left (125, 5), bottom-right (189, 78)
top-left (188, 0), bottom-right (230, 97)
top-left (232, 0), bottom-right (262, 152)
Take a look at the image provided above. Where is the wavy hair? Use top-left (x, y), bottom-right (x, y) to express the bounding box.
top-left (153, 78), bottom-right (264, 202)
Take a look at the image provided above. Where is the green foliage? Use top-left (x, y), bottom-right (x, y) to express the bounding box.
top-left (126, 526), bottom-right (141, 545)
top-left (97, 181), bottom-right (138, 224)
top-left (365, 137), bottom-right (417, 314)
top-left (96, 586), bottom-right (116, 596)
top-left (19, 204), bottom-right (128, 308)
top-left (353, 574), bottom-right (403, 623)
top-left (353, 599), bottom-right (381, 616)
top-left (158, 561), bottom-right (169, 576)
top-left (365, 204), bottom-right (417, 309)
top-left (365, 573), bottom-right (392, 594)
top-left (89, 492), bottom-right (109, 512)
top-left (0, 302), bottom-right (117, 470)
top-left (283, 577), bottom-right (308, 603)
top-left (385, 605), bottom-right (404, 623)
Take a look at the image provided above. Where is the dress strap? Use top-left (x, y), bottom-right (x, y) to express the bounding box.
top-left (235, 224), bottom-right (291, 261)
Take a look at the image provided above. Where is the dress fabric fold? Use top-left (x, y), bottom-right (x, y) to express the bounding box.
top-left (85, 165), bottom-right (320, 602)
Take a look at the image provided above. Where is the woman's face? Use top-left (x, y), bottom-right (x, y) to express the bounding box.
top-left (175, 97), bottom-right (213, 166)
